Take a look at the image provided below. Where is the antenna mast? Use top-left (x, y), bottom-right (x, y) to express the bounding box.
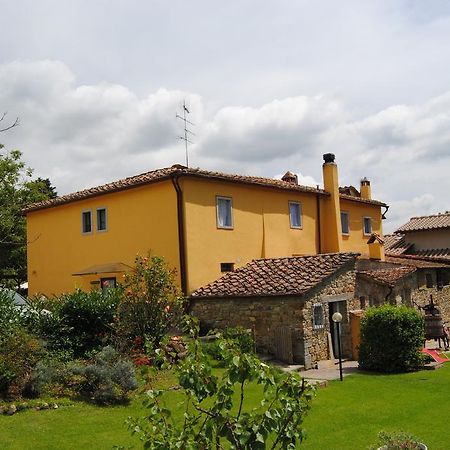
top-left (176, 100), bottom-right (195, 167)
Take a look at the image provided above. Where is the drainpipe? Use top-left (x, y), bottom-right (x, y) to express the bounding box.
top-left (316, 193), bottom-right (322, 253)
top-left (171, 174), bottom-right (187, 295)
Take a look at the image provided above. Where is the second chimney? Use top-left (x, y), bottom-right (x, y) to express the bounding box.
top-left (360, 177), bottom-right (371, 200)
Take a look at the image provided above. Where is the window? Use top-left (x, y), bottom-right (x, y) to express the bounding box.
top-left (96, 207), bottom-right (107, 231)
top-left (313, 303), bottom-right (324, 329)
top-left (220, 262), bottom-right (234, 273)
top-left (81, 210), bottom-right (92, 234)
top-left (101, 277), bottom-right (116, 293)
top-left (341, 211), bottom-right (349, 234)
top-left (289, 201), bottom-right (302, 229)
top-left (216, 196), bottom-right (233, 229)
top-left (363, 217), bottom-right (372, 235)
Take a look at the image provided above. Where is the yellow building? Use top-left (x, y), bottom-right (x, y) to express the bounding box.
top-left (25, 153), bottom-right (387, 296)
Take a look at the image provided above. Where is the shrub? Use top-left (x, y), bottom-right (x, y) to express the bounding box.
top-left (25, 288), bottom-right (121, 358)
top-left (0, 329), bottom-right (44, 398)
top-left (79, 346), bottom-right (138, 405)
top-left (116, 254), bottom-right (184, 350)
top-left (23, 360), bottom-right (55, 398)
top-left (370, 430), bottom-right (425, 450)
top-left (359, 304), bottom-right (425, 373)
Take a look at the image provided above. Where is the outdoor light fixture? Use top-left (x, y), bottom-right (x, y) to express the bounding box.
top-left (332, 312), bottom-right (343, 381)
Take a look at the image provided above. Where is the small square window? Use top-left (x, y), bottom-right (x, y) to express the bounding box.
top-left (216, 196), bottom-right (233, 229)
top-left (81, 210), bottom-right (92, 234)
top-left (363, 217), bottom-right (372, 235)
top-left (313, 303), bottom-right (324, 329)
top-left (101, 277), bottom-right (116, 293)
top-left (220, 263), bottom-right (234, 273)
top-left (289, 201), bottom-right (302, 229)
top-left (341, 211), bottom-right (349, 234)
top-left (97, 208), bottom-right (107, 231)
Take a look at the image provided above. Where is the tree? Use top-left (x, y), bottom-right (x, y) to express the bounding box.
top-left (116, 254), bottom-right (185, 350)
top-left (126, 318), bottom-right (315, 449)
top-left (0, 112), bottom-right (19, 133)
top-left (0, 147), bottom-right (56, 288)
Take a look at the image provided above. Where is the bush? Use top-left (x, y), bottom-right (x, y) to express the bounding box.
top-left (359, 304), bottom-right (425, 373)
top-left (25, 289), bottom-right (121, 358)
top-left (116, 254), bottom-right (184, 350)
top-left (0, 329), bottom-right (44, 398)
top-left (79, 346), bottom-right (138, 405)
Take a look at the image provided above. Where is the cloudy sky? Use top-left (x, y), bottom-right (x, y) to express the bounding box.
top-left (1, 1), bottom-right (450, 232)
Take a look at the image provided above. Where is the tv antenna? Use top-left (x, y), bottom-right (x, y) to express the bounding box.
top-left (176, 100), bottom-right (195, 167)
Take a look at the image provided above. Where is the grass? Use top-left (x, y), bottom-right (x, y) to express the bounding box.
top-left (0, 364), bottom-right (449, 449)
top-left (301, 364), bottom-right (450, 450)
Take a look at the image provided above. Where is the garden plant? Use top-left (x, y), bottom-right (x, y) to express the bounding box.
top-left (358, 304), bottom-right (425, 373)
top-left (126, 317), bottom-right (315, 450)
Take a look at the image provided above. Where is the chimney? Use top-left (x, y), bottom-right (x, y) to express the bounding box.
top-left (360, 177), bottom-right (371, 200)
top-left (281, 171), bottom-right (298, 184)
top-left (321, 153), bottom-right (342, 253)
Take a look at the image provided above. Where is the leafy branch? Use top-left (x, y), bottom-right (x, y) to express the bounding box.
top-left (124, 317), bottom-right (315, 449)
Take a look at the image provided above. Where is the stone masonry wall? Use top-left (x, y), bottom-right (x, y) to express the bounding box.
top-left (302, 269), bottom-right (356, 365)
top-left (190, 265), bottom-right (357, 367)
top-left (412, 285), bottom-right (450, 325)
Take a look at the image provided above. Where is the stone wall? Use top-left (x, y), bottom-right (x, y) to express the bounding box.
top-left (412, 285), bottom-right (450, 325)
top-left (301, 269), bottom-right (356, 365)
top-left (190, 264), bottom-right (357, 368)
top-left (356, 272), bottom-right (417, 307)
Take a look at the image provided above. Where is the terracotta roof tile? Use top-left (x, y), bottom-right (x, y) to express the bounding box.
top-left (339, 193), bottom-right (386, 207)
top-left (357, 266), bottom-right (416, 286)
top-left (23, 165), bottom-right (386, 213)
top-left (385, 254), bottom-right (450, 268)
top-left (23, 166), bottom-right (328, 213)
top-left (396, 212), bottom-right (450, 232)
top-left (413, 248), bottom-right (450, 259)
top-left (384, 234), bottom-right (413, 255)
top-left (191, 252), bottom-right (359, 298)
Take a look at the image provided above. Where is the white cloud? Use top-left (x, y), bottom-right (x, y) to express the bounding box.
top-left (1, 59), bottom-right (450, 234)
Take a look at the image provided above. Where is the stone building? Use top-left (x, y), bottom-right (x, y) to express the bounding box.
top-left (190, 252), bottom-right (360, 368)
top-left (356, 256), bottom-right (450, 324)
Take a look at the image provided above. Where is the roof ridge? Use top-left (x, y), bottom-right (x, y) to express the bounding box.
top-left (409, 212), bottom-right (450, 219)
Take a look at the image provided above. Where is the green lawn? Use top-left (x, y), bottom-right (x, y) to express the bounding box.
top-left (0, 364), bottom-right (449, 449)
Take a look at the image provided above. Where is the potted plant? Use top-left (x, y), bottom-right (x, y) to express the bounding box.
top-left (371, 431), bottom-right (427, 450)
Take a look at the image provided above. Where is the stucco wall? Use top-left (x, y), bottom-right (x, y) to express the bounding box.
top-left (404, 229), bottom-right (450, 251)
top-left (27, 181), bottom-right (180, 296)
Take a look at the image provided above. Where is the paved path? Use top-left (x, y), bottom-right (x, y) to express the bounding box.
top-left (299, 360), bottom-right (359, 381)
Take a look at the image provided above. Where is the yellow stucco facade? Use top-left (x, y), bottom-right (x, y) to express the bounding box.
top-left (26, 157), bottom-right (386, 296)
top-left (27, 182), bottom-right (180, 295)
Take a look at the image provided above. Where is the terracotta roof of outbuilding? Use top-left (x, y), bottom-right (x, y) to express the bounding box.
top-left (384, 234), bottom-right (413, 256)
top-left (191, 252), bottom-right (359, 299)
top-left (396, 213), bottom-right (450, 232)
top-left (413, 248), bottom-right (450, 259)
top-left (357, 266), bottom-right (416, 287)
top-left (385, 255), bottom-right (448, 269)
top-left (23, 165), bottom-right (386, 213)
